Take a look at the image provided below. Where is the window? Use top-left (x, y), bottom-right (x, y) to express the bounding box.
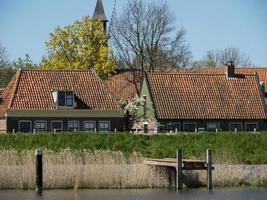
top-left (68, 121), bottom-right (79, 131)
top-left (183, 122), bottom-right (197, 132)
top-left (66, 91), bottom-right (74, 106)
top-left (207, 122), bottom-right (220, 131)
top-left (19, 120), bottom-right (32, 133)
top-left (99, 121), bottom-right (110, 132)
top-left (83, 121), bottom-right (96, 132)
top-left (245, 123), bottom-right (258, 132)
top-left (58, 91), bottom-right (74, 107)
top-left (166, 122), bottom-right (180, 131)
top-left (34, 121), bottom-right (47, 132)
top-left (229, 122), bottom-right (242, 131)
top-left (58, 91), bottom-right (65, 106)
top-left (51, 121), bottom-right (63, 132)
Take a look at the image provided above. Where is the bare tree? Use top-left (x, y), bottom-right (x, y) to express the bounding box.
top-left (0, 43), bottom-right (16, 88)
top-left (192, 47), bottom-right (252, 67)
top-left (0, 42), bottom-right (9, 68)
top-left (111, 0), bottom-right (191, 82)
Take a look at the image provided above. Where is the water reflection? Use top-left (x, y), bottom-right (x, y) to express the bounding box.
top-left (0, 188), bottom-right (267, 200)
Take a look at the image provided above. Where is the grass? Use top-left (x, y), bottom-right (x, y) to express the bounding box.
top-left (0, 132), bottom-right (267, 164)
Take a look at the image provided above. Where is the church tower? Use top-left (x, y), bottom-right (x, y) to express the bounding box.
top-left (93, 0), bottom-right (108, 33)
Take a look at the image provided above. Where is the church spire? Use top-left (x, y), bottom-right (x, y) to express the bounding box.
top-left (93, 0), bottom-right (108, 32)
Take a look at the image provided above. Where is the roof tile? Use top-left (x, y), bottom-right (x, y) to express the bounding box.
top-left (147, 73), bottom-right (266, 120)
top-left (0, 70), bottom-right (120, 117)
top-left (106, 71), bottom-right (141, 100)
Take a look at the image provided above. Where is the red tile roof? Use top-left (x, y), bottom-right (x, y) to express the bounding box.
top-left (0, 71), bottom-right (21, 118)
top-left (0, 70), bottom-right (120, 118)
top-left (107, 67), bottom-right (267, 101)
top-left (106, 71), bottom-right (141, 100)
top-left (147, 72), bottom-right (266, 120)
top-left (171, 67), bottom-right (267, 88)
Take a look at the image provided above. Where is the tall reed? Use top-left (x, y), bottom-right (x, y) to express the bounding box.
top-left (0, 149), bottom-right (169, 189)
top-left (0, 149), bottom-right (266, 189)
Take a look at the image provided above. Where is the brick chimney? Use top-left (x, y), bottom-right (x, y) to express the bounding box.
top-left (225, 61), bottom-right (235, 78)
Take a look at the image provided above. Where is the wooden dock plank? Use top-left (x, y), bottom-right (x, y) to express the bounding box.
top-left (143, 158), bottom-right (212, 170)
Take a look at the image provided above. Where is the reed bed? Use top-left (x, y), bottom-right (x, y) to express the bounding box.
top-left (183, 164), bottom-right (267, 187)
top-left (0, 149), bottom-right (267, 189)
top-left (0, 149), bottom-right (169, 189)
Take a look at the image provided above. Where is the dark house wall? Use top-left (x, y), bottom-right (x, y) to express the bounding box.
top-left (159, 119), bottom-right (264, 132)
top-left (7, 117), bottom-right (124, 133)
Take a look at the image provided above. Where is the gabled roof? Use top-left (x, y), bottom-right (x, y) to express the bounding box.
top-left (146, 72), bottom-right (266, 120)
top-left (93, 0), bottom-right (107, 21)
top-left (106, 71), bottom-right (141, 100)
top-left (107, 67), bottom-right (267, 101)
top-left (0, 70), bottom-right (120, 118)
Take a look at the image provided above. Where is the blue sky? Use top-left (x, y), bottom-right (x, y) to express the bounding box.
top-left (0, 0), bottom-right (266, 66)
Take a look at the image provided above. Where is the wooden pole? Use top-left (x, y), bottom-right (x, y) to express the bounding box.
top-left (35, 149), bottom-right (43, 194)
top-left (176, 149), bottom-right (183, 189)
top-left (207, 149), bottom-right (212, 190)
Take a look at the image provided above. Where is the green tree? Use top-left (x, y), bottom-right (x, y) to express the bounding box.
top-left (41, 16), bottom-right (116, 79)
top-left (0, 67), bottom-right (16, 88)
top-left (12, 54), bottom-right (37, 69)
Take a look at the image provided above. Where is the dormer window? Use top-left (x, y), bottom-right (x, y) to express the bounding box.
top-left (52, 90), bottom-right (75, 107)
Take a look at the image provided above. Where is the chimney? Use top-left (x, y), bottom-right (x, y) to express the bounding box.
top-left (225, 61), bottom-right (235, 78)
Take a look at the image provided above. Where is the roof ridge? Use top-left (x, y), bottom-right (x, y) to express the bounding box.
top-left (8, 69), bottom-right (22, 109)
top-left (20, 69), bottom-right (94, 72)
top-left (148, 72), bottom-right (258, 76)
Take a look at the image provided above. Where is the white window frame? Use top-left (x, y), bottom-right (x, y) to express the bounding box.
top-left (19, 120), bottom-right (32, 132)
top-left (183, 122), bottom-right (197, 132)
top-left (51, 120), bottom-right (63, 131)
top-left (68, 120), bottom-right (79, 131)
top-left (207, 122), bottom-right (220, 131)
top-left (99, 121), bottom-right (110, 132)
top-left (229, 122), bottom-right (242, 131)
top-left (245, 122), bottom-right (258, 132)
top-left (83, 121), bottom-right (96, 132)
top-left (34, 120), bottom-right (47, 132)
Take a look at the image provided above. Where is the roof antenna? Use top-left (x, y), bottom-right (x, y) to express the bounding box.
top-left (108, 0), bottom-right (117, 37)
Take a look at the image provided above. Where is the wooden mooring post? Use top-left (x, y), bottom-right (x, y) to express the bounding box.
top-left (176, 149), bottom-right (183, 189)
top-left (35, 149), bottom-right (43, 194)
top-left (206, 149), bottom-right (212, 190)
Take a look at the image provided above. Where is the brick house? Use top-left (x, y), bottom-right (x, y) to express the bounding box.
top-left (0, 69), bottom-right (124, 133)
top-left (138, 65), bottom-right (267, 132)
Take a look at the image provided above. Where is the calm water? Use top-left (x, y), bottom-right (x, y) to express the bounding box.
top-left (0, 188), bottom-right (267, 200)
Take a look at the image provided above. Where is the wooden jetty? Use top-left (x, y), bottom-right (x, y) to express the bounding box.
top-left (143, 149), bottom-right (214, 190)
